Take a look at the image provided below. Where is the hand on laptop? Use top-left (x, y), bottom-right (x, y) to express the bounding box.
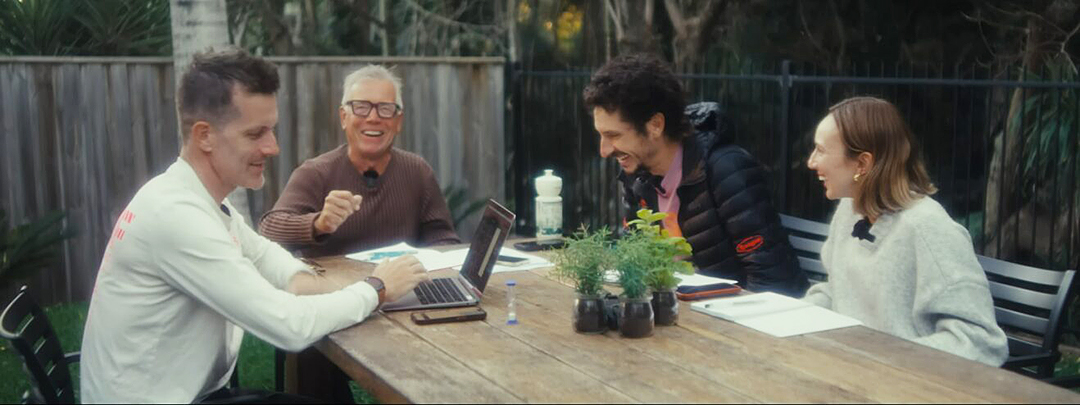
top-left (373, 256), bottom-right (430, 302)
top-left (314, 190), bottom-right (364, 235)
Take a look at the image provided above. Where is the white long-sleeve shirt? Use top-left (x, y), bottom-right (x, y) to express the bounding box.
top-left (80, 158), bottom-right (379, 403)
top-left (803, 197), bottom-right (1008, 366)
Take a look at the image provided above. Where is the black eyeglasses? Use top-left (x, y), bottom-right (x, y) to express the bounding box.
top-left (343, 100), bottom-right (401, 118)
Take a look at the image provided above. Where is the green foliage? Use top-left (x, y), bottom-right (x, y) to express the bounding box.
top-left (0, 302), bottom-right (87, 402)
top-left (0, 0), bottom-right (83, 55)
top-left (1007, 56), bottom-right (1080, 269)
top-left (612, 231), bottom-right (651, 299)
top-left (0, 0), bottom-right (171, 56)
top-left (70, 0), bottom-right (172, 56)
top-left (615, 209), bottom-right (694, 297)
top-left (441, 184), bottom-right (488, 231)
top-left (551, 226), bottom-right (611, 296)
top-left (0, 209), bottom-right (73, 291)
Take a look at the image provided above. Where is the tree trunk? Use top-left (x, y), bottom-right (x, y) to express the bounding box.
top-left (983, 0), bottom-right (1079, 264)
top-left (664, 0), bottom-right (727, 72)
top-left (257, 1), bottom-right (293, 55)
top-left (605, 0), bottom-right (659, 55)
top-left (582, 0), bottom-right (607, 67)
top-left (170, 0), bottom-right (252, 225)
top-left (504, 0), bottom-right (518, 63)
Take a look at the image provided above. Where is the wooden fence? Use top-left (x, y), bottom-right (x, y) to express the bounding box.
top-left (0, 56), bottom-right (506, 305)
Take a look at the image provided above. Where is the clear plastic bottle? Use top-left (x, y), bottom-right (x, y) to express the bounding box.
top-left (506, 280), bottom-right (518, 325)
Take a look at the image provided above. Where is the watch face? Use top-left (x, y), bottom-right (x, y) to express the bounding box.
top-left (365, 276), bottom-right (385, 291)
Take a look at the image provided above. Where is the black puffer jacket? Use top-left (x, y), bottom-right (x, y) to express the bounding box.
top-left (619, 102), bottom-right (809, 297)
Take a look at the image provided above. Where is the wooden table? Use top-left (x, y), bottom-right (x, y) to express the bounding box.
top-left (300, 254), bottom-right (1080, 403)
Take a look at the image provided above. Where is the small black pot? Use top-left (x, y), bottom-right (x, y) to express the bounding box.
top-left (572, 294), bottom-right (607, 334)
top-left (603, 293), bottom-right (621, 330)
top-left (651, 289), bottom-right (678, 326)
top-left (619, 297), bottom-right (654, 338)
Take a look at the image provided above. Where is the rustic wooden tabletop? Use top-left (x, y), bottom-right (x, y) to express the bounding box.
top-left (299, 253), bottom-right (1080, 404)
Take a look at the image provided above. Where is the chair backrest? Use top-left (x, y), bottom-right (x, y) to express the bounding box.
top-left (0, 286), bottom-right (76, 404)
top-left (779, 214), bottom-right (830, 282)
top-left (978, 255), bottom-right (1077, 353)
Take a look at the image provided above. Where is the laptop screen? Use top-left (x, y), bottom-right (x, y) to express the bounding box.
top-left (459, 199), bottom-right (515, 293)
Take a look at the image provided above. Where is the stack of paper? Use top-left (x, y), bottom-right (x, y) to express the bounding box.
top-left (690, 292), bottom-right (862, 338)
top-left (346, 243), bottom-right (553, 273)
top-left (345, 242), bottom-right (456, 270)
top-left (440, 247), bottom-right (554, 273)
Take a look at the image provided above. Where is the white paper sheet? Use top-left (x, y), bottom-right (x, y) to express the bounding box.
top-left (344, 242), bottom-right (451, 271)
top-left (735, 305), bottom-right (862, 338)
top-left (603, 271), bottom-right (738, 286)
top-left (690, 292), bottom-right (862, 338)
top-left (675, 273), bottom-right (739, 287)
top-left (442, 247), bottom-right (555, 273)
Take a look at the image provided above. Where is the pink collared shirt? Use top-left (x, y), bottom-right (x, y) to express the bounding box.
top-left (656, 146), bottom-right (683, 237)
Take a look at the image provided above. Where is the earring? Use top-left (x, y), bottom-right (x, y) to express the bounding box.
top-left (853, 172), bottom-right (861, 182)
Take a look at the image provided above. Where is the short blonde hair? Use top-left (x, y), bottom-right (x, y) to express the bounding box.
top-left (340, 65), bottom-right (403, 106)
top-left (829, 97), bottom-right (937, 219)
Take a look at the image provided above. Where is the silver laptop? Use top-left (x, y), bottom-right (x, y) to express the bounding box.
top-left (381, 199), bottom-right (515, 311)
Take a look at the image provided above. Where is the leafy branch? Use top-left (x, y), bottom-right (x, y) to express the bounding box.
top-left (0, 209), bottom-right (74, 291)
top-left (616, 209), bottom-right (694, 298)
top-left (551, 226), bottom-right (612, 297)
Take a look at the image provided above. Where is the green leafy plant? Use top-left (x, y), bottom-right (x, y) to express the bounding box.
top-left (551, 226), bottom-right (612, 296)
top-left (0, 0), bottom-right (171, 56)
top-left (441, 184), bottom-right (488, 230)
top-left (613, 231), bottom-right (652, 299)
top-left (619, 209), bottom-right (694, 293)
top-left (0, 209), bottom-right (73, 291)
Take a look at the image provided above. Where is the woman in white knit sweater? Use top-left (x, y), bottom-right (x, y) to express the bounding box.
top-left (803, 96), bottom-right (1008, 366)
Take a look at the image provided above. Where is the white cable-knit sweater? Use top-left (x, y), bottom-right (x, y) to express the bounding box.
top-left (803, 197), bottom-right (1008, 366)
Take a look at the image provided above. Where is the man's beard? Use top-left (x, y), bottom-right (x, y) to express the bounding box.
top-left (630, 165), bottom-right (652, 178)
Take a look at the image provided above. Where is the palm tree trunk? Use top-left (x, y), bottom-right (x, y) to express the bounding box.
top-left (169, 0), bottom-right (253, 225)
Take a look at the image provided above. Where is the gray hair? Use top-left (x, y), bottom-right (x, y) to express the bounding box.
top-left (340, 64), bottom-right (403, 107)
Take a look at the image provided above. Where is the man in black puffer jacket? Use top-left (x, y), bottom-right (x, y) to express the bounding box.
top-left (583, 53), bottom-right (809, 297)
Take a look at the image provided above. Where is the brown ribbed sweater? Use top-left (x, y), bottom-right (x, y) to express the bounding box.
top-left (259, 145), bottom-right (460, 257)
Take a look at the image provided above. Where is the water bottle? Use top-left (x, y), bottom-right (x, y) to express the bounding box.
top-left (535, 169), bottom-right (563, 244)
top-left (506, 280), bottom-right (518, 325)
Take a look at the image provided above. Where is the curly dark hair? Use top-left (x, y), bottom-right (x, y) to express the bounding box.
top-left (582, 53), bottom-right (689, 142)
top-left (177, 47), bottom-right (280, 140)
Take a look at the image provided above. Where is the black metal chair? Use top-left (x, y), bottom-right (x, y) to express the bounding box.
top-left (979, 255), bottom-right (1078, 384)
top-left (779, 214), bottom-right (830, 283)
top-left (0, 286), bottom-right (79, 404)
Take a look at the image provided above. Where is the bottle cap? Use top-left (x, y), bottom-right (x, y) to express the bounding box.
top-left (535, 169), bottom-right (562, 197)
top-left (506, 280), bottom-right (516, 287)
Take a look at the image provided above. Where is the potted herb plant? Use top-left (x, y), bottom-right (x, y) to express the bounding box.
top-left (551, 227), bottom-right (612, 334)
top-left (625, 209), bottom-right (694, 326)
top-left (613, 231), bottom-right (656, 338)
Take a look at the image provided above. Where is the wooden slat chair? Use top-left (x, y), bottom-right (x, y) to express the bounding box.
top-left (779, 214), bottom-right (830, 283)
top-left (0, 286), bottom-right (79, 404)
top-left (978, 256), bottom-right (1077, 384)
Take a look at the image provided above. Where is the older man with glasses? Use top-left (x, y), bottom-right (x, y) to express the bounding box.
top-left (260, 64), bottom-right (459, 255)
top-left (259, 65), bottom-right (459, 401)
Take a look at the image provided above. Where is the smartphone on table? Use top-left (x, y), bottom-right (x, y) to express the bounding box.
top-left (411, 307), bottom-right (487, 325)
top-left (496, 254), bottom-right (529, 267)
top-left (513, 240), bottom-right (565, 251)
top-left (675, 283), bottom-right (742, 301)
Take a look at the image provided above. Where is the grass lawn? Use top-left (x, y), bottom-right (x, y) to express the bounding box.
top-left (0, 302), bottom-right (375, 403)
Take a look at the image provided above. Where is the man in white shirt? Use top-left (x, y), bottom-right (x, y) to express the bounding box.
top-left (79, 49), bottom-right (429, 403)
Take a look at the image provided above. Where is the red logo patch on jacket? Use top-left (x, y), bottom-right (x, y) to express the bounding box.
top-left (736, 235), bottom-right (764, 254)
top-left (639, 198), bottom-right (648, 209)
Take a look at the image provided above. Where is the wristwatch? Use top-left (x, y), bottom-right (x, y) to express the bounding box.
top-left (364, 276), bottom-right (386, 306)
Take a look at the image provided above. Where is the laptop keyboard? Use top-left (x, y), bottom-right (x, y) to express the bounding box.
top-left (414, 278), bottom-right (468, 304)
